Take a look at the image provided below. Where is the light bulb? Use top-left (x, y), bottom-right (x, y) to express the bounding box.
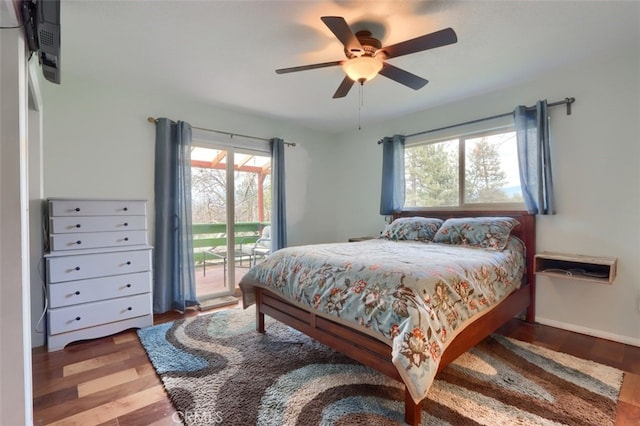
top-left (342, 56), bottom-right (383, 82)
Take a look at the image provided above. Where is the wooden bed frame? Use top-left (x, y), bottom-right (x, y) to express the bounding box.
top-left (253, 210), bottom-right (535, 425)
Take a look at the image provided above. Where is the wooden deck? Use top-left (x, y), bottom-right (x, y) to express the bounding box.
top-left (194, 260), bottom-right (251, 299)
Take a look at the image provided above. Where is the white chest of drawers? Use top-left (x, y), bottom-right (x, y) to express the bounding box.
top-left (45, 198), bottom-right (153, 351)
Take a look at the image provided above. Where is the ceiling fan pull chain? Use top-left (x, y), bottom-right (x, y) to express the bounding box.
top-left (358, 83), bottom-right (363, 130)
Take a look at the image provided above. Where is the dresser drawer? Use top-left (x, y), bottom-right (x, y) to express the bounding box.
top-left (47, 249), bottom-right (152, 283)
top-left (48, 271), bottom-right (151, 308)
top-left (48, 293), bottom-right (152, 335)
top-left (49, 199), bottom-right (146, 217)
top-left (50, 215), bottom-right (147, 234)
top-left (50, 230), bottom-right (148, 251)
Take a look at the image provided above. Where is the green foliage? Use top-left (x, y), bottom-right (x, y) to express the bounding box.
top-left (465, 138), bottom-right (509, 203)
top-left (405, 141), bottom-right (458, 207)
top-left (405, 134), bottom-right (523, 207)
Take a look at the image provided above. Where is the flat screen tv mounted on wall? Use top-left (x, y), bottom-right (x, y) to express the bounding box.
top-left (21, 0), bottom-right (60, 84)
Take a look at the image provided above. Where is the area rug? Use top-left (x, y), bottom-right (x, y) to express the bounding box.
top-left (138, 307), bottom-right (623, 425)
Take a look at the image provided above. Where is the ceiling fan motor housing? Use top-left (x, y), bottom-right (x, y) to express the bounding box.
top-left (345, 31), bottom-right (382, 58)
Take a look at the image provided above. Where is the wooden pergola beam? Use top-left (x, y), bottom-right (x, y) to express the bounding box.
top-left (191, 160), bottom-right (264, 174)
top-left (191, 154), bottom-right (270, 224)
top-left (210, 151), bottom-right (226, 168)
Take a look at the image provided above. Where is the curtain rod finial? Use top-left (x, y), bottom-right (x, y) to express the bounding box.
top-left (147, 117), bottom-right (157, 124)
top-left (565, 97), bottom-right (575, 115)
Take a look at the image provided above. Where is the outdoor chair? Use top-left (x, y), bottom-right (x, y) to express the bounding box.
top-left (251, 225), bottom-right (271, 266)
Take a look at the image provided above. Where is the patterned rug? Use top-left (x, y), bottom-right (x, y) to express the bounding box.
top-left (138, 307), bottom-right (623, 425)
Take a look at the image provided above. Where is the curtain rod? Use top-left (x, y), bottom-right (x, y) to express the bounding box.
top-left (147, 117), bottom-right (296, 147)
top-left (377, 97), bottom-right (575, 143)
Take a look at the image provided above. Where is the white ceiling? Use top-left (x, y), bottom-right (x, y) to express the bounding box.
top-left (54, 1), bottom-right (640, 131)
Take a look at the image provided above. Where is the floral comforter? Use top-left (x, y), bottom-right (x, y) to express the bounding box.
top-left (239, 237), bottom-right (526, 403)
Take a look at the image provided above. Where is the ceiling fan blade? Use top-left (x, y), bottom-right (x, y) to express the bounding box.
top-left (321, 16), bottom-right (364, 56)
top-left (275, 60), bottom-right (343, 74)
top-left (378, 28), bottom-right (457, 59)
top-left (378, 63), bottom-right (428, 90)
top-left (332, 76), bottom-right (355, 98)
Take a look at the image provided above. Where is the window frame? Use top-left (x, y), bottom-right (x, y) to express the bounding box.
top-left (404, 124), bottom-right (525, 212)
top-left (189, 137), bottom-right (272, 300)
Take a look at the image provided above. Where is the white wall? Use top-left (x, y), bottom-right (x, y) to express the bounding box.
top-left (28, 61), bottom-right (45, 348)
top-left (0, 26), bottom-right (34, 426)
top-left (333, 44), bottom-right (640, 346)
top-left (41, 74), bottom-right (340, 249)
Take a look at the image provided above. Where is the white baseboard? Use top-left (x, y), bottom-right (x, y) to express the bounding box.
top-left (535, 316), bottom-right (640, 348)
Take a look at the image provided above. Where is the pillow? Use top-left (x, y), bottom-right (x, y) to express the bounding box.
top-left (432, 217), bottom-right (520, 251)
top-left (380, 217), bottom-right (443, 242)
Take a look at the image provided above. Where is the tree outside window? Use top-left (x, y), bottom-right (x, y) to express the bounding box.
top-left (190, 148), bottom-right (271, 224)
top-left (405, 129), bottom-right (524, 209)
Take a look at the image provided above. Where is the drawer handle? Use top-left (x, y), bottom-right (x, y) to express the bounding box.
top-left (123, 222), bottom-right (129, 227)
top-left (126, 261), bottom-right (131, 265)
top-left (124, 237), bottom-right (129, 242)
top-left (75, 224), bottom-right (81, 228)
top-left (127, 307), bottom-right (132, 311)
top-left (126, 284), bottom-right (132, 288)
top-left (123, 207), bottom-right (128, 212)
top-left (75, 316), bottom-right (81, 321)
top-left (75, 208), bottom-right (80, 212)
top-left (76, 240), bottom-right (82, 245)
top-left (74, 291), bottom-right (80, 295)
top-left (75, 266), bottom-right (81, 271)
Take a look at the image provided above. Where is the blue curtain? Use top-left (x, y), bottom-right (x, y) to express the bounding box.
top-left (379, 134), bottom-right (406, 215)
top-left (153, 118), bottom-right (199, 313)
top-left (514, 100), bottom-right (556, 215)
top-left (270, 138), bottom-right (287, 251)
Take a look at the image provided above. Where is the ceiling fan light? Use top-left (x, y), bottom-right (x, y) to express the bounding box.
top-left (342, 56), bottom-right (383, 82)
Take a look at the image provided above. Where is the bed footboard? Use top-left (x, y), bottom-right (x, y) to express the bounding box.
top-left (254, 284), bottom-right (531, 425)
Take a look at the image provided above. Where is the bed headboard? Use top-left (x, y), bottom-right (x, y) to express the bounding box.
top-left (393, 210), bottom-right (536, 294)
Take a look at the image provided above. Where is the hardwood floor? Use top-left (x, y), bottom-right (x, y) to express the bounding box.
top-left (32, 306), bottom-right (640, 425)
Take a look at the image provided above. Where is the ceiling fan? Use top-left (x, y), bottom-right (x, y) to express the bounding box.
top-left (276, 16), bottom-right (458, 99)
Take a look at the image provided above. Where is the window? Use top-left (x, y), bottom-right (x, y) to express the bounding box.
top-left (190, 144), bottom-right (271, 300)
top-left (404, 127), bottom-right (524, 209)
top-left (191, 147), bottom-right (271, 224)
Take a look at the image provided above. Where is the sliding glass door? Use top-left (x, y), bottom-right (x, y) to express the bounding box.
top-left (190, 145), bottom-right (271, 301)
